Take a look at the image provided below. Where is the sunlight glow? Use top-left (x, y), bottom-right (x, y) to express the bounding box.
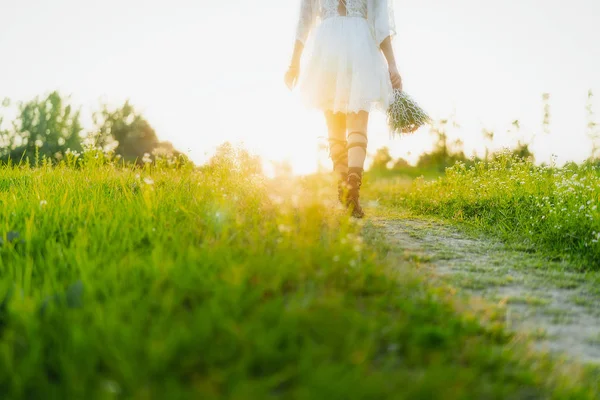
top-left (1, 0), bottom-right (599, 172)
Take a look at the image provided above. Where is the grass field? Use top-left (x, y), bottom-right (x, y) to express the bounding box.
top-left (368, 153), bottom-right (600, 269)
top-left (0, 148), bottom-right (599, 398)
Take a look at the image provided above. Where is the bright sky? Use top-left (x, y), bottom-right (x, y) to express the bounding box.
top-left (1, 0), bottom-right (599, 173)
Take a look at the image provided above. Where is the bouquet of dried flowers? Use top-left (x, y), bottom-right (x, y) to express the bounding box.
top-left (387, 89), bottom-right (431, 136)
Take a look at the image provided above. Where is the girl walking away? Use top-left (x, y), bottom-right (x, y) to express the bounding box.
top-left (285, 0), bottom-right (402, 218)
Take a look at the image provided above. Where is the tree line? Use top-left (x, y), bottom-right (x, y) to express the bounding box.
top-left (0, 92), bottom-right (185, 166)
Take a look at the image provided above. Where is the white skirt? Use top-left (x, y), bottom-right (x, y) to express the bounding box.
top-left (300, 16), bottom-right (393, 114)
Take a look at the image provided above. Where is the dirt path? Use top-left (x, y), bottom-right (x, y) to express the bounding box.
top-left (372, 216), bottom-right (600, 365)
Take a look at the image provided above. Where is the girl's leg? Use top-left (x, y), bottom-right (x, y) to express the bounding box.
top-left (324, 111), bottom-right (348, 201)
top-left (345, 111), bottom-right (369, 217)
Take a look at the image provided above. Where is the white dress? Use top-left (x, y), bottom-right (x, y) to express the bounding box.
top-left (296, 0), bottom-right (396, 114)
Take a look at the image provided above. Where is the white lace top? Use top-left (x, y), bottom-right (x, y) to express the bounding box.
top-left (296, 0), bottom-right (396, 46)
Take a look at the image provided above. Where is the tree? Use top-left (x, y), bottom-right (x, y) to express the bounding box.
top-left (511, 141), bottom-right (534, 160)
top-left (0, 92), bottom-right (83, 164)
top-left (482, 128), bottom-right (494, 161)
top-left (370, 147), bottom-right (393, 171)
top-left (392, 157), bottom-right (410, 170)
top-left (92, 101), bottom-right (159, 163)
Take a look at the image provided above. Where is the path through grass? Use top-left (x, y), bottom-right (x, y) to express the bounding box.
top-left (368, 210), bottom-right (600, 365)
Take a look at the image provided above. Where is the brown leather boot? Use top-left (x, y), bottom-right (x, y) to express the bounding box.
top-left (346, 167), bottom-right (364, 218)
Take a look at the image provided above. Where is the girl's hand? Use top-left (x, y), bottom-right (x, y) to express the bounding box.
top-left (284, 66), bottom-right (300, 90)
top-left (389, 65), bottom-right (403, 90)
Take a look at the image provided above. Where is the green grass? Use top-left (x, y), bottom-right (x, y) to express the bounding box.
top-left (367, 166), bottom-right (443, 181)
top-left (0, 148), bottom-right (597, 398)
top-left (367, 153), bottom-right (600, 269)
